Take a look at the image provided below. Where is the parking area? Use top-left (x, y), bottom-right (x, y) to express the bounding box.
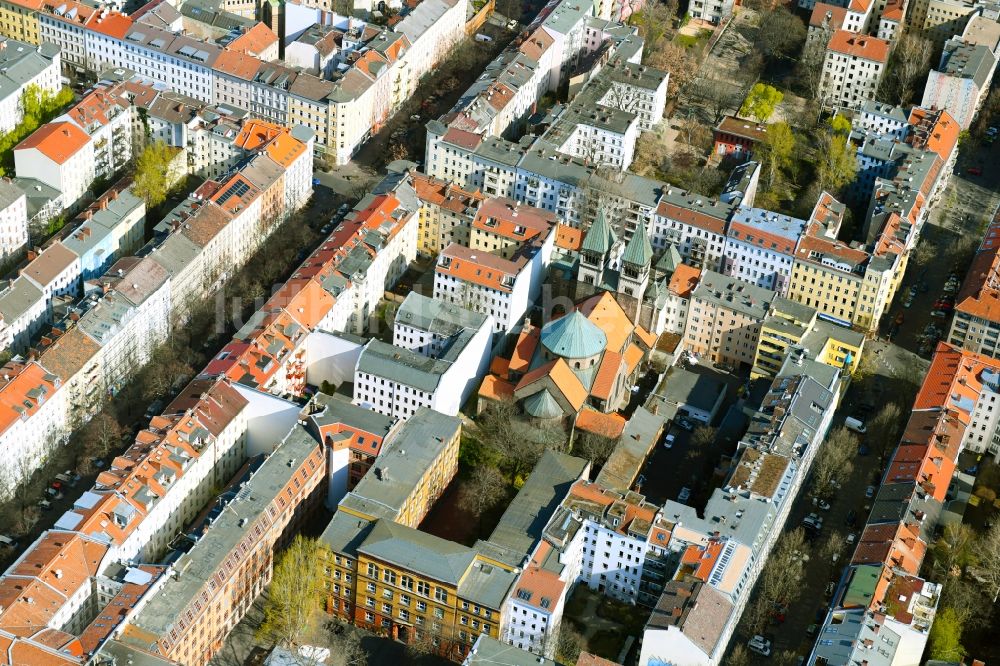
top-left (639, 364), bottom-right (747, 508)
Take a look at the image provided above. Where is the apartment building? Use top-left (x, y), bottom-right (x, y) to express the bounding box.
top-left (0, 178), bottom-right (27, 261)
top-left (57, 84), bottom-right (138, 183)
top-left (921, 38), bottom-right (998, 129)
top-left (61, 185), bottom-right (146, 280)
top-left (909, 0), bottom-right (979, 49)
top-left (804, 350), bottom-right (994, 664)
top-left (434, 244), bottom-right (539, 336)
top-left (14, 121), bottom-right (94, 209)
top-left (949, 214), bottom-right (1000, 356)
top-left (321, 407), bottom-right (458, 541)
top-left (354, 300), bottom-right (493, 420)
top-left (0, 360), bottom-right (67, 496)
top-left (683, 270), bottom-right (776, 369)
top-left (412, 172), bottom-right (485, 255)
top-left (639, 359), bottom-right (841, 666)
top-left (10, 0), bottom-right (466, 164)
top-left (752, 297), bottom-right (864, 378)
top-left (687, 0), bottom-right (735, 24)
top-left (301, 391), bottom-right (397, 498)
top-left (117, 426), bottom-right (326, 665)
top-left (0, 38), bottom-right (61, 133)
top-left (722, 207), bottom-right (806, 295)
top-left (0, 0), bottom-right (43, 44)
top-left (0, 376), bottom-right (254, 665)
top-left (818, 31), bottom-right (889, 109)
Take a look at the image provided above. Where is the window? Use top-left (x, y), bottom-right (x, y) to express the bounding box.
top-left (383, 570), bottom-right (397, 585)
top-left (367, 563), bottom-right (378, 578)
top-left (417, 581), bottom-right (430, 596)
top-left (434, 587), bottom-right (448, 603)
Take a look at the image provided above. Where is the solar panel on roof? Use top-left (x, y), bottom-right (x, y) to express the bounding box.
top-left (217, 179), bottom-right (250, 205)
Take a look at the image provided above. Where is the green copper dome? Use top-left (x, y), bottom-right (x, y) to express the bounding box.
top-left (524, 389), bottom-right (564, 419)
top-left (541, 310), bottom-right (607, 359)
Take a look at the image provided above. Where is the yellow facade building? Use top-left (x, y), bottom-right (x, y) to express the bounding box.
top-left (0, 0), bottom-right (42, 45)
top-left (753, 297), bottom-right (865, 378)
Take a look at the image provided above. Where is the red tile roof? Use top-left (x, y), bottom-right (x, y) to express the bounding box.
top-left (15, 122), bottom-right (90, 165)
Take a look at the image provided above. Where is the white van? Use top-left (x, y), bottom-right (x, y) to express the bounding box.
top-left (0, 535), bottom-right (17, 549)
top-left (474, 33), bottom-right (493, 42)
top-left (845, 416), bottom-right (866, 434)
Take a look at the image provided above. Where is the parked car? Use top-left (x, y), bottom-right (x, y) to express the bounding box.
top-left (713, 361), bottom-right (735, 373)
top-left (674, 417), bottom-right (695, 432)
top-left (0, 535), bottom-right (18, 550)
top-left (814, 498), bottom-right (831, 511)
top-left (50, 480), bottom-right (63, 492)
top-left (930, 310), bottom-right (947, 319)
top-left (825, 582), bottom-right (837, 598)
top-left (748, 635), bottom-right (772, 657)
top-left (663, 433), bottom-right (676, 449)
top-left (806, 624), bottom-right (819, 638)
top-left (846, 532), bottom-right (857, 546)
top-left (678, 487), bottom-right (692, 503)
top-left (635, 474), bottom-right (646, 489)
top-left (144, 399), bottom-right (165, 420)
top-left (866, 485), bottom-right (877, 499)
top-left (38, 499), bottom-right (52, 511)
top-left (45, 487), bottom-right (63, 500)
top-left (845, 509), bottom-right (857, 527)
top-left (845, 416), bottom-right (867, 434)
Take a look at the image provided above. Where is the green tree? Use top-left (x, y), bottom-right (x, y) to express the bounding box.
top-left (828, 114), bottom-right (852, 136)
top-left (928, 606), bottom-right (966, 661)
top-left (257, 536), bottom-right (326, 648)
top-left (739, 83), bottom-right (783, 123)
top-left (815, 130), bottom-right (857, 194)
top-left (757, 121), bottom-right (796, 191)
top-left (132, 140), bottom-right (178, 209)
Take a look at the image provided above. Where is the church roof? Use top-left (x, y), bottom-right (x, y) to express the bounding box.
top-left (581, 209), bottom-right (617, 255)
top-left (523, 388), bottom-right (565, 419)
top-left (541, 310), bottom-right (607, 359)
top-left (622, 221), bottom-right (652, 267)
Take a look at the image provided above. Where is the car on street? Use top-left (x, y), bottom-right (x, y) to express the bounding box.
top-left (748, 635), bottom-right (772, 657)
top-left (50, 480), bottom-right (63, 492)
top-left (663, 433), bottom-right (676, 449)
top-left (814, 498), bottom-right (831, 511)
top-left (312, 177), bottom-right (321, 186)
top-left (930, 310), bottom-right (947, 318)
top-left (846, 532), bottom-right (857, 546)
top-left (908, 285), bottom-right (918, 298)
top-left (674, 417), bottom-right (695, 431)
top-left (635, 474), bottom-right (646, 489)
top-left (0, 535), bottom-right (18, 550)
top-left (45, 487), bottom-right (63, 500)
top-left (866, 485), bottom-right (876, 499)
top-left (713, 361), bottom-right (735, 373)
top-left (825, 582), bottom-right (837, 598)
top-left (845, 509), bottom-right (857, 527)
top-left (38, 499), bottom-right (52, 511)
top-left (806, 624), bottom-right (819, 638)
top-left (678, 487), bottom-right (692, 503)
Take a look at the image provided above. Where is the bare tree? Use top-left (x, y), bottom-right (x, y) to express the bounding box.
top-left (867, 402), bottom-right (903, 464)
top-left (555, 624), bottom-right (584, 664)
top-left (974, 522), bottom-right (1000, 602)
top-left (574, 430), bottom-right (617, 467)
top-left (931, 523), bottom-right (977, 578)
top-left (878, 32), bottom-right (934, 106)
top-left (728, 644), bottom-right (752, 666)
top-left (691, 426), bottom-right (718, 449)
top-left (458, 465), bottom-right (508, 520)
top-left (80, 410), bottom-right (125, 460)
top-left (812, 427), bottom-right (856, 498)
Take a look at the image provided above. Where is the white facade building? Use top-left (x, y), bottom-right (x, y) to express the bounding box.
top-left (0, 40), bottom-right (62, 135)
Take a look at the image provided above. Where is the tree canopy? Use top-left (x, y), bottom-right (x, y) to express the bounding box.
top-left (740, 83), bottom-right (783, 123)
top-left (132, 140), bottom-right (179, 209)
top-left (257, 536), bottom-right (327, 648)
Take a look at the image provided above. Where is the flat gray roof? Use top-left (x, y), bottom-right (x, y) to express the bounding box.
top-left (339, 408), bottom-right (461, 521)
top-left (484, 450), bottom-right (588, 558)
